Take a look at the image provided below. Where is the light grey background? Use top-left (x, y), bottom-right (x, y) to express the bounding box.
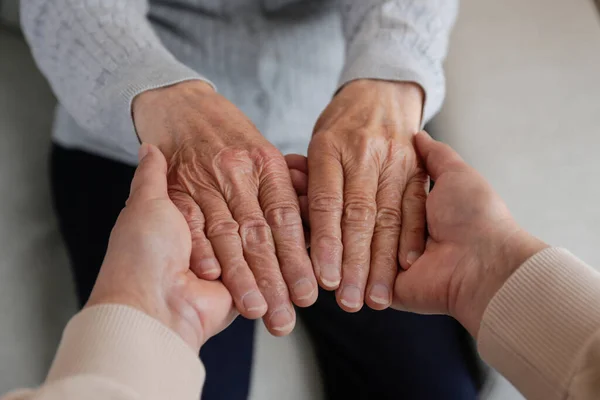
top-left (2, 0), bottom-right (600, 399)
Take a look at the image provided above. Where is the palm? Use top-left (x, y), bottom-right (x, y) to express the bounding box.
top-left (393, 160), bottom-right (514, 316)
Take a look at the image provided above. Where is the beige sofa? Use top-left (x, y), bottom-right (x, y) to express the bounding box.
top-left (2, 1), bottom-right (600, 399)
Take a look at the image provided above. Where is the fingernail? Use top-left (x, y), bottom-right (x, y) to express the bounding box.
top-left (293, 278), bottom-right (315, 301)
top-left (369, 284), bottom-right (390, 305)
top-left (197, 258), bottom-right (220, 277)
top-left (340, 285), bottom-right (362, 309)
top-left (407, 251), bottom-right (422, 266)
top-left (270, 308), bottom-right (295, 332)
top-left (320, 265), bottom-right (341, 288)
top-left (138, 143), bottom-right (150, 162)
top-left (241, 291), bottom-right (267, 313)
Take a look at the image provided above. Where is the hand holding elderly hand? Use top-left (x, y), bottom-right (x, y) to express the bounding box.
top-left (127, 79), bottom-right (545, 342)
top-left (290, 132), bottom-right (548, 336)
top-left (392, 133), bottom-right (547, 336)
top-left (87, 144), bottom-right (237, 352)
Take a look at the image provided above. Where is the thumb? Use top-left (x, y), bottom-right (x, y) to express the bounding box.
top-left (128, 143), bottom-right (169, 202)
top-left (188, 279), bottom-right (238, 345)
top-left (414, 132), bottom-right (467, 181)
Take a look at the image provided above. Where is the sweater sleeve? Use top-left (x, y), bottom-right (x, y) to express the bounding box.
top-left (338, 0), bottom-right (459, 124)
top-left (1, 305), bottom-right (205, 400)
top-left (20, 0), bottom-right (213, 155)
top-left (478, 248), bottom-right (600, 400)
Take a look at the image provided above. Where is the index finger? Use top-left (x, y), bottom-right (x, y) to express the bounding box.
top-left (307, 139), bottom-right (344, 290)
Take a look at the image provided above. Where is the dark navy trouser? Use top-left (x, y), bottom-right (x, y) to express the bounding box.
top-left (51, 144), bottom-right (482, 400)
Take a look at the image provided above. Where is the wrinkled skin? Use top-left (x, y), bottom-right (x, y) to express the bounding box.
top-left (133, 81), bottom-right (316, 336)
top-left (307, 79), bottom-right (428, 312)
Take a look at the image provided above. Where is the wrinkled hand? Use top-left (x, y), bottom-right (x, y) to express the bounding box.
top-left (132, 81), bottom-right (317, 336)
top-left (392, 133), bottom-right (547, 336)
top-left (308, 79), bottom-right (427, 312)
top-left (87, 144), bottom-right (237, 352)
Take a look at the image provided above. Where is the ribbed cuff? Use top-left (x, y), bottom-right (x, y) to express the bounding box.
top-left (98, 49), bottom-right (215, 160)
top-left (478, 248), bottom-right (600, 400)
top-left (47, 304), bottom-right (205, 400)
top-left (339, 38), bottom-right (444, 127)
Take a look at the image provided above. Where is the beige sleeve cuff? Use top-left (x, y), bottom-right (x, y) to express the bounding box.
top-left (478, 248), bottom-right (600, 400)
top-left (46, 304), bottom-right (205, 400)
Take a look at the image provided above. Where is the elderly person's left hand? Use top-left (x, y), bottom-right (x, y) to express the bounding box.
top-left (307, 79), bottom-right (427, 312)
top-left (87, 144), bottom-right (237, 352)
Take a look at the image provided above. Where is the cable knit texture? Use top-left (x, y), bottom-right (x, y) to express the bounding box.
top-left (20, 0), bottom-right (458, 165)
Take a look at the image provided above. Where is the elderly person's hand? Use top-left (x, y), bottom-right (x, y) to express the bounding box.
top-left (87, 144), bottom-right (237, 352)
top-left (132, 81), bottom-right (317, 336)
top-left (392, 132), bottom-right (547, 336)
top-left (307, 79), bottom-right (427, 312)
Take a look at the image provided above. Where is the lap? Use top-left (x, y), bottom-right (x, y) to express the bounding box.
top-left (298, 287), bottom-right (480, 399)
top-left (50, 144), bottom-right (481, 400)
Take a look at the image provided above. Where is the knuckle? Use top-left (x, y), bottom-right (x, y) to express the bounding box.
top-left (312, 234), bottom-right (343, 252)
top-left (214, 148), bottom-right (253, 172)
top-left (256, 277), bottom-right (287, 298)
top-left (206, 216), bottom-right (239, 239)
top-left (343, 199), bottom-right (377, 225)
top-left (221, 261), bottom-right (247, 284)
top-left (375, 206), bottom-right (402, 228)
top-left (239, 217), bottom-right (274, 248)
top-left (308, 132), bottom-right (338, 155)
top-left (408, 188), bottom-right (428, 204)
top-left (188, 220), bottom-right (207, 239)
top-left (250, 146), bottom-right (282, 168)
top-left (309, 192), bottom-right (343, 213)
top-left (264, 204), bottom-right (301, 229)
top-left (385, 139), bottom-right (409, 161)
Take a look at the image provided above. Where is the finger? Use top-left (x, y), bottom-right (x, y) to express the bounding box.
top-left (307, 142), bottom-right (344, 290)
top-left (228, 183), bottom-right (297, 336)
top-left (299, 195), bottom-right (311, 249)
top-left (284, 154), bottom-right (308, 174)
top-left (128, 144), bottom-right (168, 202)
top-left (337, 160), bottom-right (379, 312)
top-left (289, 169), bottom-right (308, 196)
top-left (365, 173), bottom-right (404, 310)
top-left (198, 193), bottom-right (268, 321)
top-left (414, 132), bottom-right (466, 180)
top-left (184, 275), bottom-right (239, 346)
top-left (398, 173), bottom-right (429, 270)
top-left (170, 190), bottom-right (221, 280)
top-left (392, 245), bottom-right (453, 315)
top-left (298, 195), bottom-right (309, 225)
top-left (259, 158), bottom-right (318, 309)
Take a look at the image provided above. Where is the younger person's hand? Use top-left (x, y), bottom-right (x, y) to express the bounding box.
top-left (393, 133), bottom-right (547, 336)
top-left (87, 144), bottom-right (237, 352)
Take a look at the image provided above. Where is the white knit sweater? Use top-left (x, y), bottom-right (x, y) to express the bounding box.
top-left (20, 0), bottom-right (458, 165)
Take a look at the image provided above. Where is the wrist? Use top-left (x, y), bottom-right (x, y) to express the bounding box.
top-left (453, 227), bottom-right (548, 337)
top-left (132, 80), bottom-right (215, 158)
top-left (87, 278), bottom-right (204, 352)
top-left (340, 79), bottom-right (424, 131)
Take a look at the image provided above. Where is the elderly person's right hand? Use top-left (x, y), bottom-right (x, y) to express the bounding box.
top-left (392, 132), bottom-right (548, 336)
top-left (131, 81), bottom-right (317, 336)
